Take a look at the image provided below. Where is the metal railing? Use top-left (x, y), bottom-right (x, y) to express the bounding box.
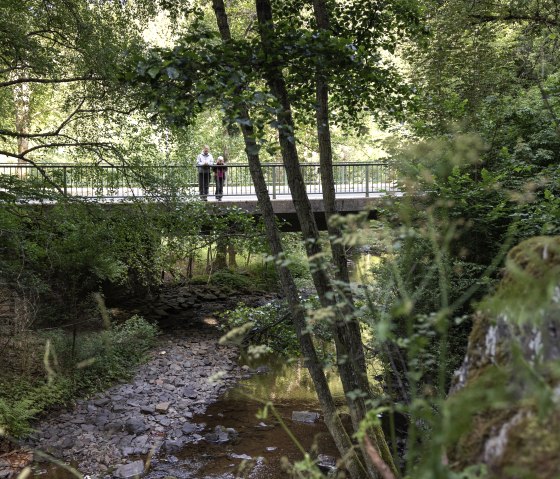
top-left (0, 162), bottom-right (397, 200)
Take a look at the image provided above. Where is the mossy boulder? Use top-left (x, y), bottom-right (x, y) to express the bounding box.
top-left (447, 236), bottom-right (560, 478)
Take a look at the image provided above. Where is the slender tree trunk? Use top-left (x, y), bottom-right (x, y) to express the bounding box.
top-left (211, 2), bottom-right (368, 478)
top-left (255, 1), bottom-right (397, 476)
top-left (311, 2), bottom-right (399, 475)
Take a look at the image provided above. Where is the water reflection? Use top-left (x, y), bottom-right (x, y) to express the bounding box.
top-left (234, 356), bottom-right (345, 405)
top-left (348, 253), bottom-right (381, 284)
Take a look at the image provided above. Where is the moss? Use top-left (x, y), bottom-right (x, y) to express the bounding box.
top-left (448, 237), bottom-right (560, 477)
top-left (493, 408), bottom-right (560, 479)
top-left (446, 366), bottom-right (514, 467)
top-left (482, 236), bottom-right (560, 325)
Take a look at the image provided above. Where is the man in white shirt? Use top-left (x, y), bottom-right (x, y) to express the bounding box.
top-left (196, 145), bottom-right (214, 200)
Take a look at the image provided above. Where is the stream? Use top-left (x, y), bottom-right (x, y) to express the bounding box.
top-left (27, 253), bottom-right (381, 479)
top-left (144, 357), bottom-right (345, 479)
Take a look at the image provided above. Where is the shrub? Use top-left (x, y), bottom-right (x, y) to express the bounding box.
top-left (0, 397), bottom-right (39, 438)
top-left (0, 315), bottom-right (159, 436)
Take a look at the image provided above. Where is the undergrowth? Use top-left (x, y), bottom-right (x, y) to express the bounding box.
top-left (0, 315), bottom-right (158, 438)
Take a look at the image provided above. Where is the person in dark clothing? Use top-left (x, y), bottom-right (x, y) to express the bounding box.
top-left (213, 156), bottom-right (227, 201)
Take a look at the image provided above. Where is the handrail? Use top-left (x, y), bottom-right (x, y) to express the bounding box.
top-left (0, 162), bottom-right (397, 200)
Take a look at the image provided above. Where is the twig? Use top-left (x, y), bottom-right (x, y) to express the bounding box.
top-left (363, 435), bottom-right (396, 479)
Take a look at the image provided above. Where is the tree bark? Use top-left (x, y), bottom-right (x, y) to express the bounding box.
top-left (214, 237), bottom-right (228, 270)
top-left (227, 242), bottom-right (237, 268)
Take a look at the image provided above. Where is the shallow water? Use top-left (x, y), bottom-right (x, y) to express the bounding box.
top-left (31, 358), bottom-right (344, 479)
top-left (146, 357), bottom-right (344, 479)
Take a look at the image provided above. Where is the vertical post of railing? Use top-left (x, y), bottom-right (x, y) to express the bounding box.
top-left (62, 166), bottom-right (68, 196)
top-left (365, 164), bottom-right (370, 197)
top-left (272, 165), bottom-right (277, 199)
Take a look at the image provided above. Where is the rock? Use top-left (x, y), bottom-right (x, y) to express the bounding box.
top-left (204, 426), bottom-right (238, 444)
top-left (181, 423), bottom-right (197, 434)
top-left (448, 236), bottom-right (560, 477)
top-left (317, 454), bottom-right (337, 472)
top-left (104, 420), bottom-right (124, 433)
top-left (140, 405), bottom-right (155, 415)
top-left (155, 402), bottom-right (170, 413)
top-left (255, 422), bottom-right (274, 431)
top-left (182, 387), bottom-right (198, 399)
top-left (229, 453), bottom-right (252, 460)
top-left (125, 417), bottom-right (148, 435)
top-left (163, 439), bottom-right (183, 454)
top-left (93, 398), bottom-right (110, 407)
top-left (291, 411), bottom-right (320, 423)
top-left (114, 460), bottom-right (145, 478)
top-left (265, 447), bottom-right (277, 452)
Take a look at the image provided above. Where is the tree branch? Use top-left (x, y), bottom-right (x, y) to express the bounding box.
top-left (0, 98), bottom-right (86, 139)
top-left (0, 76), bottom-right (103, 88)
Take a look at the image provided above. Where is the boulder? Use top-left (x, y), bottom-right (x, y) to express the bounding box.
top-left (448, 236), bottom-right (560, 478)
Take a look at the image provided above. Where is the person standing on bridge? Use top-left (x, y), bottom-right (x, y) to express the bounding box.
top-left (196, 145), bottom-right (213, 201)
top-left (212, 156), bottom-right (227, 201)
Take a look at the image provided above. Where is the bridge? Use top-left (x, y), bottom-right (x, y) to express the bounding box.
top-left (1, 162), bottom-right (399, 229)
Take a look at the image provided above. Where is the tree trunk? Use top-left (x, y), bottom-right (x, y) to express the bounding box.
top-left (214, 238), bottom-right (228, 270)
top-left (227, 242), bottom-right (237, 268)
top-left (255, 0), bottom-right (398, 475)
top-left (311, 2), bottom-right (399, 475)
top-left (210, 2), bottom-right (368, 477)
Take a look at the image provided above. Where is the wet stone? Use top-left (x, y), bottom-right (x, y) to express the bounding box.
top-left (291, 411), bottom-right (320, 423)
top-left (114, 460), bottom-right (145, 479)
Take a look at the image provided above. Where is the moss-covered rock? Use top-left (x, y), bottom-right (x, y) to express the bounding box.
top-left (447, 236), bottom-right (560, 478)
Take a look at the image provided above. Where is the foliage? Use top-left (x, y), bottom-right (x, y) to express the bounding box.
top-left (0, 315), bottom-right (158, 437)
top-left (0, 397), bottom-right (38, 438)
top-left (219, 301), bottom-right (300, 356)
top-left (207, 270), bottom-right (255, 290)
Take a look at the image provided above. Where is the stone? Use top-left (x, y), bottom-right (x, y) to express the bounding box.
top-left (163, 439), bottom-right (183, 454)
top-left (94, 415), bottom-right (109, 427)
top-left (317, 454), bottom-right (337, 472)
top-left (155, 402), bottom-right (170, 413)
top-left (93, 398), bottom-right (110, 407)
top-left (255, 422), bottom-right (274, 431)
top-left (104, 420), bottom-right (124, 433)
top-left (182, 387), bottom-right (197, 399)
top-left (140, 405), bottom-right (155, 415)
top-left (132, 435), bottom-right (149, 449)
top-left (229, 453), bottom-right (252, 460)
top-left (181, 423), bottom-right (197, 434)
top-left (114, 460), bottom-right (145, 478)
top-left (291, 411), bottom-right (320, 423)
top-left (125, 417), bottom-right (147, 435)
top-left (157, 417), bottom-right (171, 427)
